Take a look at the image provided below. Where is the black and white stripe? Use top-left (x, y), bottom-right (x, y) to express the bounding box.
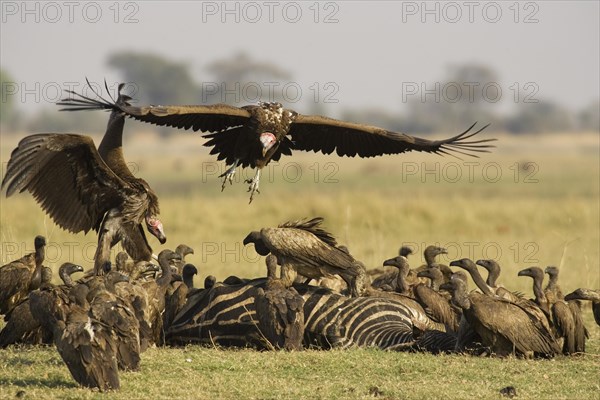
top-left (166, 279), bottom-right (416, 350)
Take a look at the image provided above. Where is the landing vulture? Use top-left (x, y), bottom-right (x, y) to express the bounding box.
top-left (58, 82), bottom-right (495, 202)
top-left (2, 85), bottom-right (166, 275)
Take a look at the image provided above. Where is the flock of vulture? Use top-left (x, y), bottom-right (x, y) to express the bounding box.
top-left (0, 82), bottom-right (597, 392)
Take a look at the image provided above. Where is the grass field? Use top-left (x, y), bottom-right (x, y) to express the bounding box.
top-left (0, 130), bottom-right (599, 399)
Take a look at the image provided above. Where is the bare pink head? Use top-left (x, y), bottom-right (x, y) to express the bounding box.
top-left (146, 215), bottom-right (166, 244)
top-left (259, 132), bottom-right (277, 157)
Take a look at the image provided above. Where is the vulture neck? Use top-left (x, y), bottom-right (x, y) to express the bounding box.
top-left (156, 259), bottom-right (173, 287)
top-left (545, 274), bottom-right (563, 299)
top-left (429, 271), bottom-right (442, 291)
top-left (531, 275), bottom-right (548, 306)
top-left (183, 273), bottom-right (195, 290)
top-left (424, 250), bottom-right (437, 266)
top-left (35, 244), bottom-right (45, 267)
top-left (395, 265), bottom-right (410, 295)
top-left (485, 265), bottom-right (500, 288)
top-left (279, 264), bottom-right (296, 288)
top-left (30, 247), bottom-right (45, 290)
top-left (266, 259), bottom-right (277, 280)
top-left (60, 269), bottom-right (75, 287)
top-left (98, 113), bottom-right (136, 181)
top-left (465, 265), bottom-right (494, 296)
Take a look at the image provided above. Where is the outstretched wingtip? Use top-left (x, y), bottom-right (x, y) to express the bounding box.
top-left (437, 122), bottom-right (496, 159)
top-left (56, 79), bottom-right (121, 112)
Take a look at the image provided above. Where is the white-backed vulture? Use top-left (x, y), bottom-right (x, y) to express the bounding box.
top-left (243, 217), bottom-right (367, 296)
top-left (0, 235), bottom-right (46, 315)
top-left (0, 263), bottom-right (83, 347)
top-left (444, 272), bottom-right (560, 358)
top-left (543, 266), bottom-right (588, 353)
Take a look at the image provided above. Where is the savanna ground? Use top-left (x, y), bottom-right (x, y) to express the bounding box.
top-left (0, 130), bottom-right (599, 399)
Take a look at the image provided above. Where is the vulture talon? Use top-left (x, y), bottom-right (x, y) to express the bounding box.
top-left (220, 172), bottom-right (235, 192)
top-left (246, 170), bottom-right (261, 203)
top-left (219, 161), bottom-right (239, 192)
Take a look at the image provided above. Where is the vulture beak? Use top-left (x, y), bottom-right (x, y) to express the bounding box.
top-left (243, 232), bottom-right (256, 246)
top-left (243, 232), bottom-right (270, 256)
top-left (449, 260), bottom-right (462, 267)
top-left (147, 216), bottom-right (167, 244)
top-left (517, 269), bottom-right (528, 277)
top-left (416, 270), bottom-right (428, 278)
top-left (382, 258), bottom-right (397, 267)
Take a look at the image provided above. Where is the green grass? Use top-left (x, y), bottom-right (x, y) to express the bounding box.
top-left (1, 323), bottom-right (599, 400)
top-left (0, 131), bottom-right (599, 398)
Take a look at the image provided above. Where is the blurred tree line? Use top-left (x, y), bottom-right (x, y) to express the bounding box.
top-left (1, 53), bottom-right (598, 135)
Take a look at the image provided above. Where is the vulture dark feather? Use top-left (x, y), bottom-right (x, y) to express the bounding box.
top-left (58, 81), bottom-right (495, 202)
top-left (2, 85), bottom-right (166, 275)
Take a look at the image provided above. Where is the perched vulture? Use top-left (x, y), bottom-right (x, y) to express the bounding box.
top-left (255, 254), bottom-right (305, 350)
top-left (88, 271), bottom-right (141, 372)
top-left (543, 266), bottom-right (588, 353)
top-left (0, 235), bottom-right (46, 315)
top-left (141, 249), bottom-right (181, 345)
top-left (243, 217), bottom-right (367, 296)
top-left (58, 82), bottom-right (495, 202)
top-left (0, 262), bottom-right (83, 348)
top-left (29, 282), bottom-right (121, 391)
top-left (517, 266), bottom-right (585, 355)
top-left (164, 264), bottom-right (198, 336)
top-left (2, 85), bottom-right (166, 275)
top-left (443, 272), bottom-right (560, 358)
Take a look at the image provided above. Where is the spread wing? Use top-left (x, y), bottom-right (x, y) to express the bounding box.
top-left (2, 134), bottom-right (126, 234)
top-left (289, 115), bottom-right (494, 158)
top-left (58, 87), bottom-right (251, 133)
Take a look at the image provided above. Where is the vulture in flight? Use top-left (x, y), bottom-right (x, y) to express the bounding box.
top-left (2, 84), bottom-right (166, 275)
top-left (243, 217), bottom-right (368, 296)
top-left (58, 82), bottom-right (495, 202)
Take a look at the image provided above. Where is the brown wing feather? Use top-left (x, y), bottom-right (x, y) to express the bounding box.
top-left (58, 89), bottom-right (251, 134)
top-left (0, 260), bottom-right (34, 314)
top-left (278, 217), bottom-right (338, 248)
top-left (471, 294), bottom-right (560, 356)
top-left (261, 227), bottom-right (357, 275)
top-left (289, 115), bottom-right (495, 158)
top-left (2, 134), bottom-right (126, 234)
top-left (118, 104), bottom-right (251, 133)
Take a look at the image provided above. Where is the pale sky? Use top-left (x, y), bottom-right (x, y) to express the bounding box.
top-left (1, 1), bottom-right (598, 117)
